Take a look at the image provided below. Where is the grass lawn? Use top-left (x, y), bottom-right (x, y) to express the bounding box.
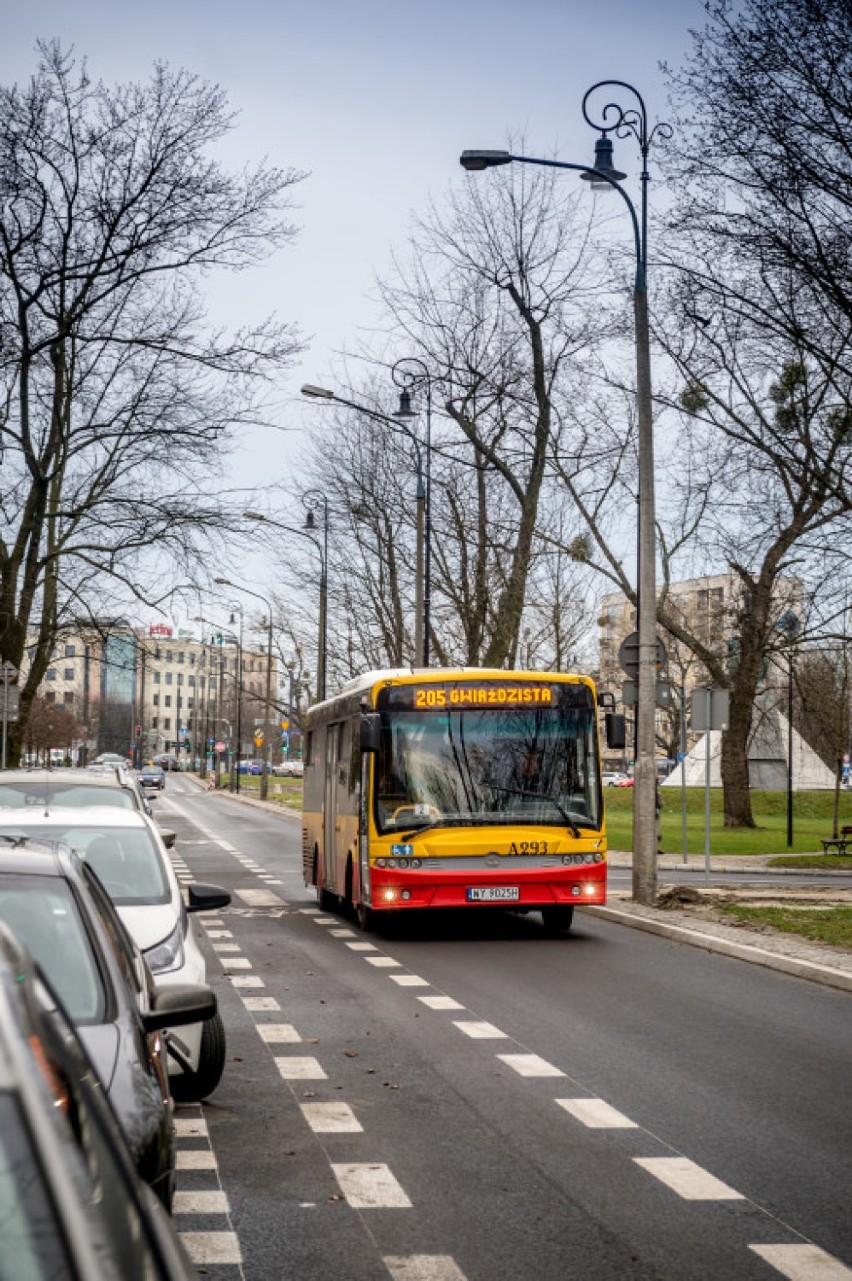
top-left (717, 904), bottom-right (852, 949)
top-left (605, 787), bottom-right (852, 857)
top-left (212, 774), bottom-right (303, 807)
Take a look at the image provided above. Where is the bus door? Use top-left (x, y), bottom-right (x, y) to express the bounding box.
top-left (323, 722), bottom-right (341, 894)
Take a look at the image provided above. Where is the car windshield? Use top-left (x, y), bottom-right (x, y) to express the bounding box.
top-left (0, 825), bottom-right (169, 906)
top-left (0, 876), bottom-right (105, 1023)
top-left (0, 782), bottom-right (135, 811)
top-left (374, 697), bottom-right (601, 835)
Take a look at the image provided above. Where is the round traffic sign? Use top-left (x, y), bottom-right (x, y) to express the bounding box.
top-left (618, 630), bottom-right (667, 678)
top-left (214, 740), bottom-right (226, 753)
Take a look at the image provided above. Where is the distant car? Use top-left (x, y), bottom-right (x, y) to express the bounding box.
top-left (272, 760), bottom-right (304, 777)
top-left (602, 771), bottom-right (628, 787)
top-left (139, 764), bottom-right (166, 791)
top-left (0, 765), bottom-right (153, 817)
top-left (0, 837), bottom-right (215, 1207)
top-left (93, 752), bottom-right (131, 766)
top-left (238, 759), bottom-right (264, 775)
top-left (0, 807), bottom-right (231, 1102)
top-left (0, 922), bottom-right (197, 1278)
top-left (617, 776), bottom-right (635, 787)
top-left (153, 754), bottom-right (180, 772)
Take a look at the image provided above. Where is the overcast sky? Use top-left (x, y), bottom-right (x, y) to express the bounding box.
top-left (1, 1), bottom-right (706, 485)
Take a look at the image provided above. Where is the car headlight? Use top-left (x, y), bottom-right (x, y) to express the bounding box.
top-left (144, 921), bottom-right (185, 975)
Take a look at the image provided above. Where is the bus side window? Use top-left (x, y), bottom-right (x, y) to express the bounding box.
top-left (305, 731), bottom-right (313, 765)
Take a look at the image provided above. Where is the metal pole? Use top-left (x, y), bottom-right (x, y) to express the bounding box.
top-left (787, 651), bottom-right (794, 848)
top-left (704, 691), bottom-right (712, 884)
top-left (680, 683), bottom-right (688, 864)
top-left (261, 615), bottom-right (273, 802)
top-left (413, 484), bottom-right (425, 666)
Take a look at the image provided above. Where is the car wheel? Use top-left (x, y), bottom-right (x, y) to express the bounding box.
top-left (540, 906), bottom-right (574, 936)
top-left (169, 1012), bottom-right (227, 1102)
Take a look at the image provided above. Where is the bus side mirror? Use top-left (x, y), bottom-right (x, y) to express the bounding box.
top-left (605, 713), bottom-right (626, 750)
top-left (359, 714), bottom-right (381, 754)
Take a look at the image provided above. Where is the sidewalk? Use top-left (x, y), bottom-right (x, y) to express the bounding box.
top-left (194, 780), bottom-right (852, 994)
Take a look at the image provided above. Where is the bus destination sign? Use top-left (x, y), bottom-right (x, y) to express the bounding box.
top-left (378, 680), bottom-right (593, 712)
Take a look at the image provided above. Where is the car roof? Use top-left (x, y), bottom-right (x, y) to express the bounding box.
top-left (0, 806), bottom-right (152, 831)
top-left (0, 833), bottom-right (81, 878)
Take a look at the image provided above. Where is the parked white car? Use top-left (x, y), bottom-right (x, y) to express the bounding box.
top-left (602, 771), bottom-right (629, 787)
top-left (0, 806), bottom-right (230, 1100)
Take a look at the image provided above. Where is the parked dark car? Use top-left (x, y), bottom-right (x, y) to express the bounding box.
top-left (0, 922), bottom-right (196, 1279)
top-left (0, 835), bottom-right (217, 1207)
top-left (237, 759), bottom-right (264, 775)
top-left (139, 763), bottom-right (166, 791)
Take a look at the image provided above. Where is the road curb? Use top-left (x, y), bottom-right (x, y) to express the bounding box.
top-left (584, 905), bottom-right (852, 994)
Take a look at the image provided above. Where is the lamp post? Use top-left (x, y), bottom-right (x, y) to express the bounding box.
top-left (194, 613), bottom-right (235, 784)
top-left (243, 510), bottom-right (328, 702)
top-left (227, 601), bottom-right (244, 794)
top-left (392, 358), bottom-right (433, 666)
top-left (301, 489), bottom-right (330, 703)
top-left (777, 610), bottom-right (800, 849)
top-left (301, 383), bottom-right (427, 668)
top-left (460, 81), bottom-right (669, 906)
top-left (215, 579), bottom-right (275, 802)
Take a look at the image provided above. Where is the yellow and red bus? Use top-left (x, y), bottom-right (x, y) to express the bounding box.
top-left (302, 668), bottom-right (625, 934)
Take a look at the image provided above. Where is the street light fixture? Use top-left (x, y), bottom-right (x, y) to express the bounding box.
top-left (461, 81), bottom-right (670, 906)
top-left (302, 490), bottom-right (330, 703)
top-left (243, 510), bottom-right (328, 702)
top-left (300, 383), bottom-right (427, 668)
top-left (392, 357), bottom-right (433, 667)
top-left (215, 578), bottom-right (276, 801)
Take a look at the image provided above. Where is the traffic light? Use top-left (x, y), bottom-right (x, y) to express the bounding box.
top-left (183, 739), bottom-right (191, 752)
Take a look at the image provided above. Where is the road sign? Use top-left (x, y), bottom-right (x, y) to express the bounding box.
top-left (254, 732), bottom-right (264, 747)
top-left (214, 739), bottom-right (226, 753)
top-left (621, 679), bottom-right (675, 710)
top-left (618, 631), bottom-right (667, 679)
top-left (691, 688), bottom-right (729, 731)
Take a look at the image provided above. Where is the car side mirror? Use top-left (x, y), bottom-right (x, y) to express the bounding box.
top-left (360, 713), bottom-right (381, 754)
top-left (142, 983), bottom-right (217, 1033)
top-left (158, 828), bottom-right (176, 849)
top-left (186, 882), bottom-right (231, 914)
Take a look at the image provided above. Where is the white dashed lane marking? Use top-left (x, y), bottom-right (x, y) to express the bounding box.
top-left (453, 1020), bottom-right (507, 1040)
top-left (634, 1157), bottom-right (743, 1200)
top-left (229, 975), bottom-right (264, 988)
top-left (366, 956), bottom-right (402, 968)
top-left (220, 956), bottom-right (252, 970)
top-left (243, 996), bottom-right (279, 1011)
top-left (180, 1233), bottom-right (242, 1265)
top-left (233, 887), bottom-right (286, 907)
top-left (173, 1190), bottom-right (229, 1214)
top-left (556, 1098), bottom-right (638, 1129)
top-left (176, 1150), bottom-right (217, 1170)
top-left (497, 1054), bottom-right (565, 1078)
top-left (749, 1244), bottom-right (852, 1279)
top-left (275, 1056), bottom-right (327, 1080)
top-left (331, 1162), bottom-right (412, 1208)
top-left (206, 929), bottom-right (233, 939)
top-left (256, 1023), bottom-right (301, 1043)
top-left (390, 974), bottom-right (430, 987)
top-left (174, 1116), bottom-right (208, 1138)
top-left (418, 995), bottom-right (464, 1011)
top-left (384, 1256), bottom-right (469, 1281)
top-left (300, 1101), bottom-right (363, 1133)
top-left (346, 941), bottom-right (379, 951)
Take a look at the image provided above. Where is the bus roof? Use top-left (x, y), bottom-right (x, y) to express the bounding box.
top-left (309, 667), bottom-right (595, 715)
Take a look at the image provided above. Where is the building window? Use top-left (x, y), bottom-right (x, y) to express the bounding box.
top-left (188, 675), bottom-right (195, 688)
top-left (165, 651), bottom-right (173, 662)
top-left (165, 672), bottom-right (172, 685)
top-left (187, 698), bottom-right (194, 710)
top-left (153, 671), bottom-right (161, 684)
top-left (164, 695), bottom-right (172, 708)
top-left (46, 669), bottom-right (57, 681)
top-left (164, 718), bottom-right (171, 730)
top-left (153, 694), bottom-right (159, 707)
top-left (151, 716), bottom-right (158, 729)
top-left (178, 651), bottom-right (184, 664)
top-left (64, 644), bottom-right (76, 658)
top-left (63, 668), bottom-right (74, 681)
top-left (45, 691), bottom-right (56, 703)
top-left (63, 692), bottom-right (74, 705)
top-left (190, 652), bottom-right (196, 665)
top-left (177, 673), bottom-right (184, 687)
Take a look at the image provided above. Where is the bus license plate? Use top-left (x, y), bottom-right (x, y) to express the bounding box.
top-left (467, 887), bottom-right (520, 902)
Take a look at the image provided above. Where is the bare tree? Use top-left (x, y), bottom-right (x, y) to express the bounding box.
top-left (0, 43), bottom-right (304, 761)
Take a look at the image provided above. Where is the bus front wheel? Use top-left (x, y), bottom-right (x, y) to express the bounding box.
top-left (357, 901), bottom-right (381, 932)
top-left (541, 905), bottom-right (574, 936)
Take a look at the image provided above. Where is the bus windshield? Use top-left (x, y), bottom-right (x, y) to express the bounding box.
top-left (374, 703), bottom-right (601, 835)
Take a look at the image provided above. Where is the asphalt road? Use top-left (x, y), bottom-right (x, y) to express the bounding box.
top-left (155, 777), bottom-right (852, 1281)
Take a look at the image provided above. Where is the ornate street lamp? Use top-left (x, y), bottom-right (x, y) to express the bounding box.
top-left (243, 510), bottom-right (328, 702)
top-left (215, 579), bottom-right (276, 802)
top-left (460, 81), bottom-right (670, 906)
top-left (301, 383), bottom-right (427, 668)
top-left (392, 357), bottom-right (433, 667)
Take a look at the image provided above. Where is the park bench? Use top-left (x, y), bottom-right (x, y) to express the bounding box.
top-left (821, 824), bottom-right (852, 854)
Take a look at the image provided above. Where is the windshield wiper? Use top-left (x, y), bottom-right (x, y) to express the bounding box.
top-left (487, 785), bottom-right (582, 839)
